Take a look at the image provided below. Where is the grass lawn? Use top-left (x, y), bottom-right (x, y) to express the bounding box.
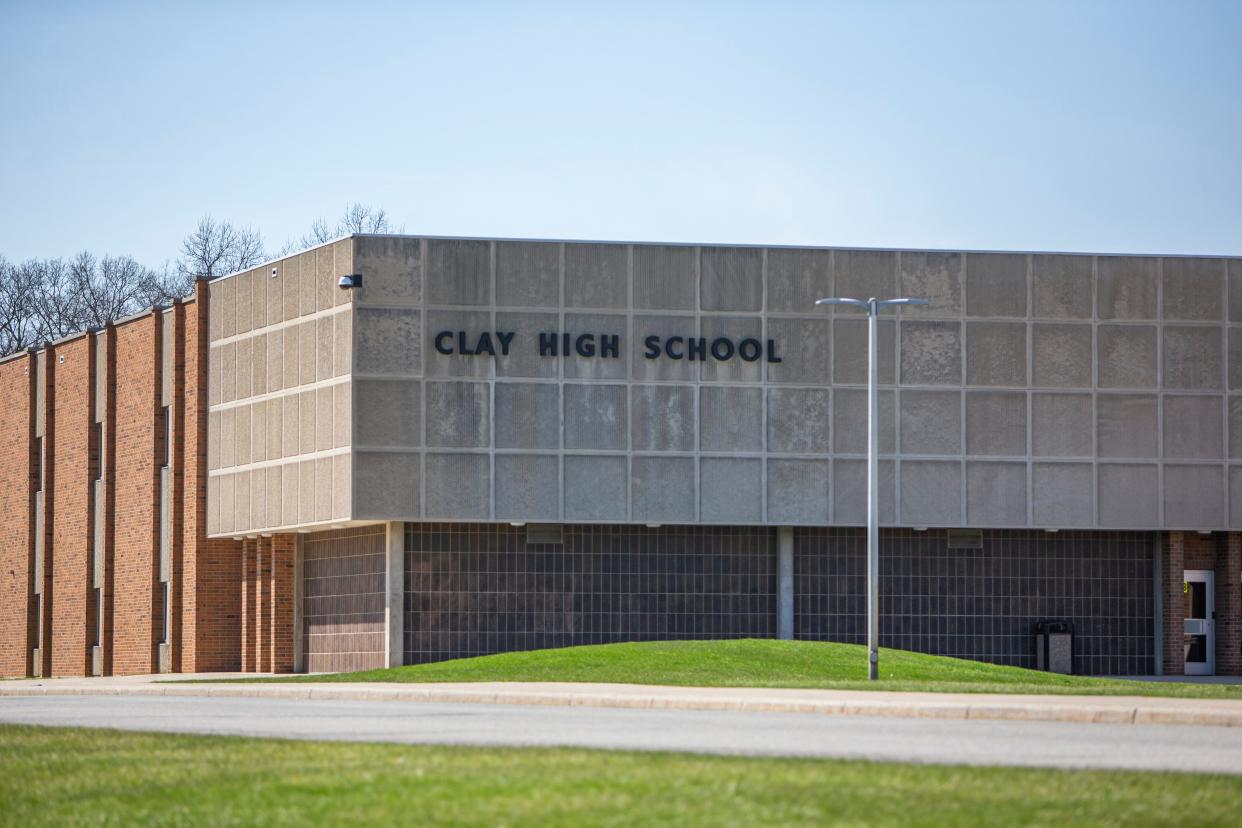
top-left (2, 724), bottom-right (1239, 827)
top-left (243, 639), bottom-right (1242, 699)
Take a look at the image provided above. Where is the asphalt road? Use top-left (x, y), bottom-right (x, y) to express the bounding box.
top-left (2, 694), bottom-right (1240, 774)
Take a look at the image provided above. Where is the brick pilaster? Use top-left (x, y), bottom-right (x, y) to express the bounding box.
top-left (257, 537), bottom-right (272, 672)
top-left (241, 539), bottom-right (257, 672)
top-left (270, 534), bottom-right (296, 673)
top-left (1163, 531), bottom-right (1185, 675)
top-left (1217, 533), bottom-right (1242, 676)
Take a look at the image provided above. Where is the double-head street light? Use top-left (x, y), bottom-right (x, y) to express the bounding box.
top-left (815, 295), bottom-right (929, 680)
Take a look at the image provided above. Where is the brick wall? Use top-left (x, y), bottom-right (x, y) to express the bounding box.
top-left (798, 528), bottom-right (1154, 676)
top-left (0, 355), bottom-right (34, 676)
top-left (182, 283), bottom-right (241, 672)
top-left (0, 285), bottom-right (251, 678)
top-left (403, 524), bottom-right (777, 665)
top-left (257, 538), bottom-right (271, 672)
top-left (1162, 532), bottom-right (1185, 675)
top-left (110, 315), bottom-right (160, 675)
top-left (234, 533), bottom-right (297, 673)
top-left (1219, 534), bottom-right (1242, 676)
top-left (271, 534), bottom-right (296, 673)
top-left (49, 337), bottom-right (93, 676)
top-left (241, 539), bottom-right (256, 671)
top-left (1183, 532), bottom-right (1217, 571)
top-left (305, 526), bottom-right (386, 672)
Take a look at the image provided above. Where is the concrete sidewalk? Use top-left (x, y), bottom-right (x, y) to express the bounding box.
top-left (4, 674), bottom-right (1242, 728)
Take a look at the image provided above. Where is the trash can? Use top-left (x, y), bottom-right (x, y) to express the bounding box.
top-left (1033, 620), bottom-right (1073, 674)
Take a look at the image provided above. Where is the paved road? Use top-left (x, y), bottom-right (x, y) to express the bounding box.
top-left (3, 695), bottom-right (1241, 773)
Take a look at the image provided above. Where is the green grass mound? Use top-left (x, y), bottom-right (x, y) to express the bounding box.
top-left (256, 639), bottom-right (1242, 698)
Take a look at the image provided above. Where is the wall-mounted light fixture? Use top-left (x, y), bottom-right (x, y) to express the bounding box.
top-left (337, 273), bottom-right (362, 290)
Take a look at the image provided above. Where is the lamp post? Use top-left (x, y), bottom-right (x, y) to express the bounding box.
top-left (815, 295), bottom-right (928, 680)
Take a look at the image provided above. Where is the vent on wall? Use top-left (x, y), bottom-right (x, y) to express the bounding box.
top-left (526, 524), bottom-right (563, 546)
top-left (947, 529), bottom-right (983, 550)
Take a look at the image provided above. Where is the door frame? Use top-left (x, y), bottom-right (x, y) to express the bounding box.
top-left (1183, 569), bottom-right (1215, 676)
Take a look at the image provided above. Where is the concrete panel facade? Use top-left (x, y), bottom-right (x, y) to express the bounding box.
top-left (208, 240), bottom-right (354, 535)
top-left (202, 238), bottom-right (1242, 531)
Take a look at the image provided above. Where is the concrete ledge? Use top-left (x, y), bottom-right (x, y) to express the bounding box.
top-left (4, 679), bottom-right (1242, 728)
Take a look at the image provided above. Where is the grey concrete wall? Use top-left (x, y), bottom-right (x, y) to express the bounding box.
top-left (207, 239), bottom-right (354, 537)
top-left (241, 236), bottom-right (1242, 531)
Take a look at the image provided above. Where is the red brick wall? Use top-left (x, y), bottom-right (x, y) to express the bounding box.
top-left (242, 539), bottom-right (256, 671)
top-left (271, 534), bottom-right (296, 673)
top-left (49, 337), bottom-right (93, 676)
top-left (181, 283), bottom-right (241, 673)
top-left (1162, 532), bottom-right (1185, 675)
top-left (1164, 532), bottom-right (1241, 676)
top-left (257, 538), bottom-right (272, 672)
top-left (0, 285), bottom-right (249, 678)
top-left (1183, 533), bottom-right (1217, 571)
top-left (110, 315), bottom-right (160, 675)
top-left (0, 355), bottom-right (34, 676)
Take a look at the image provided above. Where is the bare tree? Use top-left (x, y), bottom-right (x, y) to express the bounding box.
top-left (175, 216), bottom-right (266, 292)
top-left (28, 257), bottom-right (78, 341)
top-left (279, 203), bottom-right (401, 256)
top-left (71, 252), bottom-right (168, 330)
top-left (0, 255), bottom-right (41, 356)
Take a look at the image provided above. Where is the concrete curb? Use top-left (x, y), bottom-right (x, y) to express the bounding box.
top-left (3, 682), bottom-right (1242, 727)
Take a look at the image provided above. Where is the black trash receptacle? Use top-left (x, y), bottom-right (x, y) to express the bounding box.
top-left (1033, 620), bottom-right (1073, 675)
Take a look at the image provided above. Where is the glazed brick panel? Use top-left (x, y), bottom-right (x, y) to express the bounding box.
top-left (110, 318), bottom-right (159, 675)
top-left (50, 337), bottom-right (93, 676)
top-left (0, 357), bottom-right (33, 676)
top-left (303, 527), bottom-right (386, 673)
top-left (795, 528), bottom-right (1155, 676)
top-left (403, 524), bottom-right (777, 665)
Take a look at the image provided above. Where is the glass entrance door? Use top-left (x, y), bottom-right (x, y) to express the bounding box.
top-left (1183, 570), bottom-right (1215, 676)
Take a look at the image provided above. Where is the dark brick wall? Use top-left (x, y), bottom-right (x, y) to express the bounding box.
top-left (796, 528), bottom-right (1155, 676)
top-left (303, 526), bottom-right (385, 673)
top-left (403, 524), bottom-right (777, 664)
top-left (402, 523), bottom-right (1155, 675)
top-left (1220, 534), bottom-right (1242, 676)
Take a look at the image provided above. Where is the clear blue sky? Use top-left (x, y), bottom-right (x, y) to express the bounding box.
top-left (1, 0), bottom-right (1239, 267)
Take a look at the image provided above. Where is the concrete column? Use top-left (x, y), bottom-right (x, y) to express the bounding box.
top-left (777, 527), bottom-right (794, 641)
top-left (384, 521), bottom-right (404, 668)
